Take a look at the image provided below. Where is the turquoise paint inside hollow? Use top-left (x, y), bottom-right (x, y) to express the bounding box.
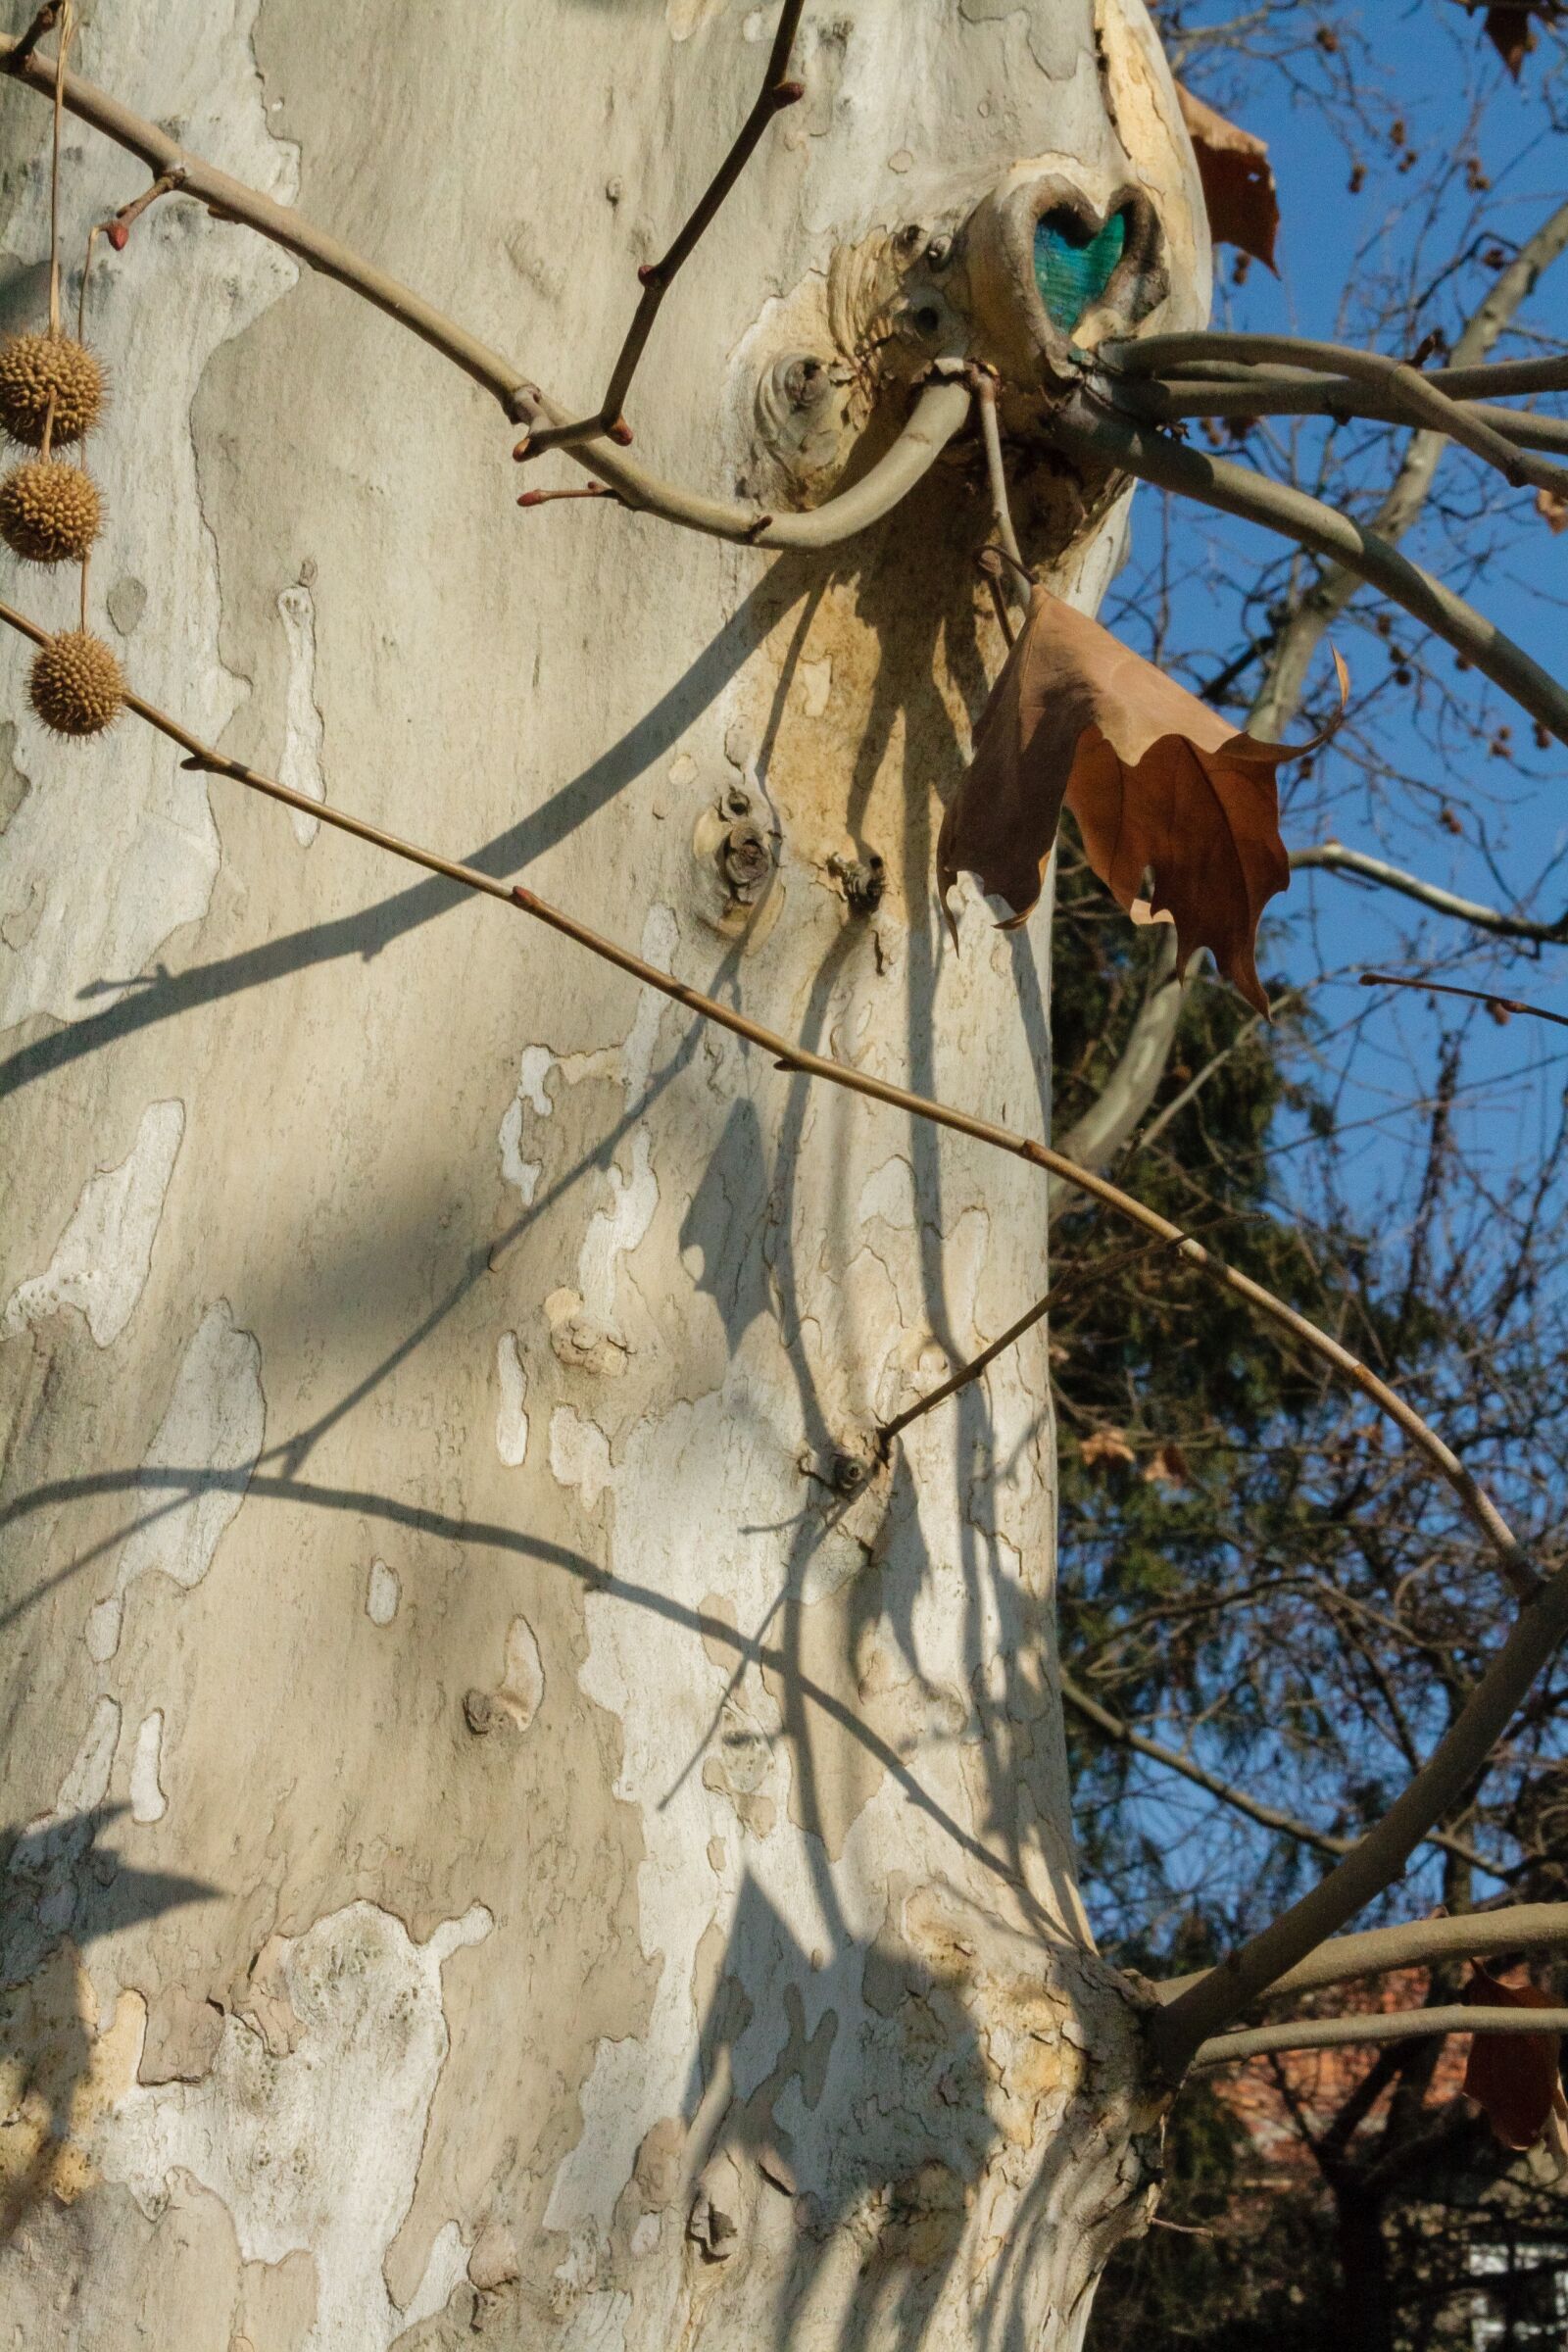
top-left (1034, 208), bottom-right (1128, 330)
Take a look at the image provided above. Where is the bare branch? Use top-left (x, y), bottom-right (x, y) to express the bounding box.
top-left (1110, 332), bottom-right (1568, 402)
top-left (1059, 1670), bottom-right (1495, 1873)
top-left (1168, 195), bottom-right (1568, 745)
top-left (1151, 1563), bottom-right (1568, 2075)
top-left (1360, 971), bottom-right (1568, 1030)
top-left (1053, 398), bottom-right (1568, 750)
top-left (1157, 1904), bottom-right (1568, 2007)
top-left (1102, 331), bottom-right (1568, 496)
top-left (877, 1238), bottom-right (1156, 1450)
top-left (523, 0), bottom-right (807, 458)
top-left (1050, 926), bottom-right (1187, 1204)
top-left (1294, 844), bottom-right (1568, 945)
top-left (1192, 2005), bottom-right (1568, 2070)
top-left (1120, 371), bottom-right (1568, 461)
top-left (0, 594), bottom-right (1536, 1612)
top-left (0, 31), bottom-right (970, 551)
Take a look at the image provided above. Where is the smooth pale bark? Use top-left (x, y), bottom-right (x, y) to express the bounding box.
top-left (0, 4), bottom-right (1206, 2346)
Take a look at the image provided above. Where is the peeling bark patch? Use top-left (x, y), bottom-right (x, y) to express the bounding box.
top-left (129, 1710), bottom-right (168, 1824)
top-left (499, 1045), bottom-right (554, 1207)
top-left (3, 1101), bottom-right (184, 1348)
top-left (549, 1405), bottom-right (613, 1513)
top-left (465, 1616), bottom-right (545, 1738)
top-left (276, 580), bottom-right (327, 847)
top-left (367, 1558), bottom-right (400, 1627)
top-left (87, 1302), bottom-right (266, 1663)
top-left (56, 1696), bottom-right (121, 1816)
top-left (494, 1331), bottom-right (529, 1467)
top-left (103, 1901), bottom-right (491, 2351)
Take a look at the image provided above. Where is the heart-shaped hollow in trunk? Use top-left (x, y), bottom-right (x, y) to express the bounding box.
top-left (1034, 207), bottom-right (1129, 330)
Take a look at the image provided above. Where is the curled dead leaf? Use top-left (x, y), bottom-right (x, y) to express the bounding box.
top-left (1483, 1), bottom-right (1567, 78)
top-left (1463, 1965), bottom-right (1568, 2152)
top-left (1174, 82), bottom-right (1280, 272)
top-left (1536, 485), bottom-right (1568, 535)
top-left (938, 586), bottom-right (1346, 1016)
top-left (1080, 1426), bottom-right (1136, 1470)
top-left (1142, 1443), bottom-right (1190, 1489)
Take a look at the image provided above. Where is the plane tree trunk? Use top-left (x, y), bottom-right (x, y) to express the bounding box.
top-left (0, 4), bottom-right (1208, 2344)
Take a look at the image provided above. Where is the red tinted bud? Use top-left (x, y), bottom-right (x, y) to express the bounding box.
top-left (107, 220), bottom-right (129, 251)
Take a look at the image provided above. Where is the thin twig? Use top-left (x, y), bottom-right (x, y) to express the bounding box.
top-left (971, 368), bottom-right (1024, 572)
top-left (74, 215), bottom-right (99, 633)
top-left (0, 30), bottom-right (969, 550)
top-left (1360, 971), bottom-right (1568, 1030)
top-left (1192, 2005), bottom-right (1568, 2070)
top-left (2, 3), bottom-right (58, 75)
top-left (877, 1238), bottom-right (1155, 1449)
top-left (523, 0), bottom-right (806, 458)
top-left (516, 484), bottom-right (618, 510)
top-left (1058, 1670), bottom-right (1494, 1872)
top-left (976, 550), bottom-right (1017, 648)
top-left (1053, 397), bottom-right (1568, 749)
top-left (1156, 1903), bottom-right (1568, 2006)
top-left (106, 168), bottom-right (183, 249)
top-left (46, 1), bottom-right (72, 334)
top-left (1294, 846), bottom-right (1568, 946)
top-left (0, 592), bottom-right (1535, 1611)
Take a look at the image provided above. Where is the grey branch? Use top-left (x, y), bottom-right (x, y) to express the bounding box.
top-left (1192, 2005), bottom-right (1568, 2070)
top-left (1050, 928), bottom-right (1188, 1208)
top-left (1292, 844), bottom-right (1568, 944)
top-left (1115, 334), bottom-right (1568, 402)
top-left (1119, 371), bottom-right (1568, 461)
top-left (1150, 1560), bottom-right (1568, 2076)
top-left (1100, 331), bottom-right (1568, 497)
top-left (1158, 1903), bottom-right (1568, 2006)
top-left (1053, 399), bottom-right (1568, 750)
top-left (1058, 1670), bottom-right (1494, 1873)
top-left (1133, 196), bottom-right (1568, 748)
top-left (0, 31), bottom-right (969, 552)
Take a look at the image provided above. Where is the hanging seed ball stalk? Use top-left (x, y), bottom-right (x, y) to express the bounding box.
top-left (0, 459), bottom-right (101, 564)
top-left (28, 630), bottom-right (124, 738)
top-left (0, 331), bottom-right (105, 448)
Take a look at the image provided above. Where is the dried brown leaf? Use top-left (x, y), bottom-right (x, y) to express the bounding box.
top-left (938, 587), bottom-right (1343, 1016)
top-left (1536, 485), bottom-right (1568, 534)
top-left (1175, 82), bottom-right (1280, 271)
top-left (1080, 1426), bottom-right (1136, 1470)
top-left (1484, 1), bottom-right (1567, 78)
top-left (1463, 1965), bottom-right (1568, 2151)
top-left (1143, 1443), bottom-right (1190, 1489)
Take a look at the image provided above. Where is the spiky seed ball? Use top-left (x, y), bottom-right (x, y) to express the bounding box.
top-left (0, 460), bottom-right (102, 564)
top-left (28, 630), bottom-right (124, 738)
top-left (0, 332), bottom-right (106, 449)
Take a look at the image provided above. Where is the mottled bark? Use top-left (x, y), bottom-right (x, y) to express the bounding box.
top-left (0, 5), bottom-right (1207, 2346)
